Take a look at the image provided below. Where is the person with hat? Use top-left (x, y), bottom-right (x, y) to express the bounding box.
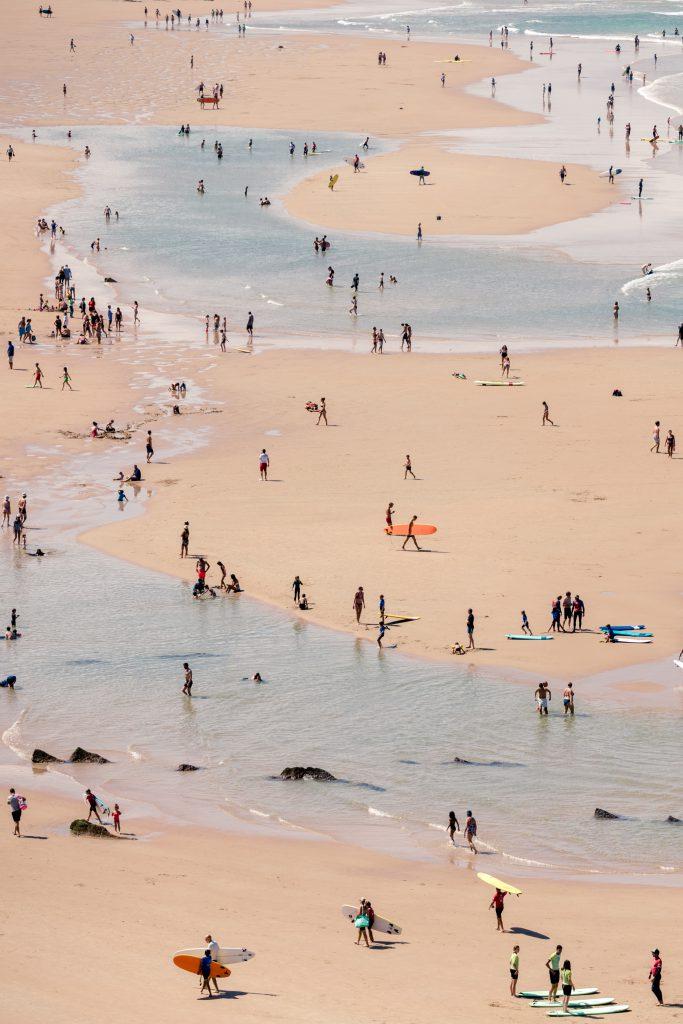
top-left (649, 948), bottom-right (663, 1005)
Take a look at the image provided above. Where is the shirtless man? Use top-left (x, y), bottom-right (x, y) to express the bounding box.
top-left (401, 515), bottom-right (421, 551)
top-left (316, 397), bottom-right (328, 426)
top-left (385, 502), bottom-right (394, 533)
top-left (182, 662), bottom-right (193, 695)
top-left (535, 680), bottom-right (551, 715)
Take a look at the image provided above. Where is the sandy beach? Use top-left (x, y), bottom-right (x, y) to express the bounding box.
top-left (2, 776), bottom-right (680, 1024)
top-left (0, 0), bottom-right (680, 1019)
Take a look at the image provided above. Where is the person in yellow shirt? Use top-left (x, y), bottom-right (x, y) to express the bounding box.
top-left (509, 945), bottom-right (520, 996)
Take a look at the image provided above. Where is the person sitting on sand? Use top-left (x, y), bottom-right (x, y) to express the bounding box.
top-left (603, 624), bottom-right (616, 642)
top-left (451, 641), bottom-right (466, 655)
top-left (105, 419), bottom-right (116, 433)
top-left (298, 594), bottom-right (309, 610)
top-left (226, 573), bottom-right (241, 593)
top-left (126, 464), bottom-right (142, 482)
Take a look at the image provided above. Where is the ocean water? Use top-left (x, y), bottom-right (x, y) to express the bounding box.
top-left (271, 0), bottom-right (683, 43)
top-left (29, 125), bottom-right (682, 347)
top-left (0, 477), bottom-right (681, 881)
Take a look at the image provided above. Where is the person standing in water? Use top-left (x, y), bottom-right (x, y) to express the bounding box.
top-left (401, 515), bottom-right (421, 551)
top-left (447, 810), bottom-right (460, 844)
top-left (464, 809), bottom-right (478, 852)
top-left (535, 680), bottom-right (551, 715)
top-left (563, 682), bottom-right (575, 716)
top-left (182, 662), bottom-right (193, 695)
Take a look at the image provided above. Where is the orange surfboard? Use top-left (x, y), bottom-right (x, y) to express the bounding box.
top-left (385, 524), bottom-right (437, 536)
top-left (173, 954), bottom-right (231, 979)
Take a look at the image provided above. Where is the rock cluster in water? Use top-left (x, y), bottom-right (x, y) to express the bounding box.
top-left (280, 766), bottom-right (337, 781)
top-left (594, 807), bottom-right (620, 819)
top-left (32, 746), bottom-right (111, 764)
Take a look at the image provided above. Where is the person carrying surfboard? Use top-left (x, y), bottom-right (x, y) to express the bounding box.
top-left (489, 888), bottom-right (506, 932)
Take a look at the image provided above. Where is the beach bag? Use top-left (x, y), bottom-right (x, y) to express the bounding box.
top-left (354, 914), bottom-right (370, 929)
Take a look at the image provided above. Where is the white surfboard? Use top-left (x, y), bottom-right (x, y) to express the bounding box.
top-left (613, 635), bottom-right (652, 644)
top-left (674, 659), bottom-right (683, 670)
top-left (173, 947), bottom-right (255, 964)
top-left (532, 998), bottom-right (614, 1008)
top-left (341, 905), bottom-right (402, 935)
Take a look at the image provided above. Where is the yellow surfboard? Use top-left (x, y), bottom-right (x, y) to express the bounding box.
top-left (328, 174), bottom-right (339, 190)
top-left (477, 872), bottom-right (523, 896)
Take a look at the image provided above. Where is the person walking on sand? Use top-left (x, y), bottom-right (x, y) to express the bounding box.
top-left (7, 788), bottom-right (22, 837)
top-left (316, 397), bottom-right (328, 426)
top-left (182, 662), bottom-right (193, 695)
top-left (490, 888), bottom-right (506, 932)
top-left (85, 788), bottom-right (102, 823)
top-left (649, 948), bottom-right (664, 1006)
top-left (246, 311), bottom-right (254, 339)
top-left (666, 429), bottom-right (675, 457)
top-left (385, 501), bottom-right (395, 533)
top-left (447, 809), bottom-right (460, 844)
top-left (377, 621), bottom-right (386, 648)
top-left (198, 949), bottom-right (214, 998)
top-left (180, 521), bottom-right (190, 558)
top-left (466, 608), bottom-right (475, 649)
top-left (353, 585), bottom-right (365, 623)
top-left (521, 610), bottom-right (532, 635)
top-left (535, 680), bottom-right (551, 715)
top-left (542, 401), bottom-right (554, 425)
top-left (61, 366), bottom-right (73, 391)
top-left (7, 340), bottom-right (14, 369)
top-left (145, 430), bottom-right (154, 463)
top-left (546, 945), bottom-right (563, 1003)
top-left (510, 945), bottom-right (520, 996)
top-left (259, 448), bottom-right (269, 480)
top-left (563, 682), bottom-right (575, 715)
top-left (404, 454), bottom-right (416, 479)
top-left (292, 575), bottom-right (302, 604)
top-left (402, 515), bottom-right (421, 551)
top-left (651, 420), bottom-right (661, 453)
top-left (33, 363), bottom-right (44, 388)
top-left (464, 809), bottom-right (478, 852)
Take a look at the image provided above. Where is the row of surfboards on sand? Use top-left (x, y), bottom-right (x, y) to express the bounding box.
top-left (508, 624), bottom-right (654, 644)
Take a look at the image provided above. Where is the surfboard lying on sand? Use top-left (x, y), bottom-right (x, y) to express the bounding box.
top-left (341, 905), bottom-right (402, 935)
top-left (173, 954), bottom-right (231, 978)
top-left (599, 625), bottom-right (644, 632)
top-left (507, 634), bottom-right (553, 641)
top-left (475, 380), bottom-right (525, 386)
top-left (532, 999), bottom-right (615, 1009)
top-left (547, 1006), bottom-right (629, 1017)
top-left (174, 947), bottom-right (255, 965)
top-left (385, 524), bottom-right (437, 536)
top-left (614, 635), bottom-right (652, 644)
top-left (519, 989), bottom-right (599, 1000)
top-left (476, 873), bottom-right (522, 895)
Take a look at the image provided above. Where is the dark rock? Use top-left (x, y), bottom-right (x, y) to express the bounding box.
top-left (594, 807), bottom-right (620, 819)
top-left (280, 766), bottom-right (337, 782)
top-left (104, 276), bottom-right (117, 283)
top-left (666, 815), bottom-right (681, 824)
top-left (453, 757), bottom-right (473, 764)
top-left (70, 747), bottom-right (111, 764)
top-left (70, 818), bottom-right (116, 839)
top-left (31, 748), bottom-right (65, 764)
top-left (176, 763), bottom-right (201, 772)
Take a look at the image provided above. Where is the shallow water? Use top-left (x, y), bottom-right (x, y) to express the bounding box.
top-left (21, 123), bottom-right (679, 349)
top-left (0, 494), bottom-right (681, 880)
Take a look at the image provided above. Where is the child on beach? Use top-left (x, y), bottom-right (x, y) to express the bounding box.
top-left (112, 803), bottom-right (121, 832)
